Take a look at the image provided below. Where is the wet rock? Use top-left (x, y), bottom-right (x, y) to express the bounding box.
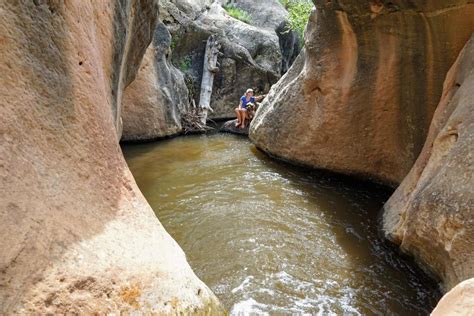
top-left (383, 36), bottom-right (474, 291)
top-left (250, 0), bottom-right (474, 185)
top-left (431, 278), bottom-right (474, 315)
top-left (220, 119), bottom-right (249, 135)
top-left (121, 22), bottom-right (189, 141)
top-left (0, 1), bottom-right (222, 314)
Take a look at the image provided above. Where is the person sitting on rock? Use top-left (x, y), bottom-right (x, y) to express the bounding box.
top-left (235, 88), bottom-right (265, 129)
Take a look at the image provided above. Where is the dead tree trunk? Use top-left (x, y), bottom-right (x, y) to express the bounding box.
top-left (199, 35), bottom-right (220, 124)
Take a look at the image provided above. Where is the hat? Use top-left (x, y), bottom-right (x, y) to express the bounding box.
top-left (246, 88), bottom-right (254, 94)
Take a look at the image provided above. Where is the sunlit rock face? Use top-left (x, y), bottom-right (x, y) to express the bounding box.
top-left (431, 278), bottom-right (474, 315)
top-left (250, 0), bottom-right (474, 185)
top-left (383, 36), bottom-right (474, 291)
top-left (0, 0), bottom-right (222, 314)
top-left (121, 22), bottom-right (189, 141)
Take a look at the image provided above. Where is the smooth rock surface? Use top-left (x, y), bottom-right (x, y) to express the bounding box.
top-left (383, 36), bottom-right (474, 290)
top-left (220, 119), bottom-right (249, 135)
top-left (226, 0), bottom-right (301, 74)
top-left (0, 1), bottom-right (222, 314)
top-left (250, 0), bottom-right (474, 185)
top-left (431, 278), bottom-right (474, 316)
top-left (122, 22), bottom-right (189, 141)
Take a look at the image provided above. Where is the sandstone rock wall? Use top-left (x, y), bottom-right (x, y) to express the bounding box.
top-left (250, 0), bottom-right (474, 185)
top-left (431, 278), bottom-right (474, 316)
top-left (121, 22), bottom-right (188, 141)
top-left (0, 0), bottom-right (222, 313)
top-left (383, 35), bottom-right (474, 291)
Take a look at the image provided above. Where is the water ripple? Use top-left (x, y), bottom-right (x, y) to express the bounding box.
top-left (123, 134), bottom-right (440, 315)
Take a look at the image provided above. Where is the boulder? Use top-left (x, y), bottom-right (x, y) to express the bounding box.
top-left (431, 278), bottom-right (474, 315)
top-left (161, 0), bottom-right (285, 119)
top-left (228, 0), bottom-right (301, 74)
top-left (383, 36), bottom-right (474, 290)
top-left (121, 22), bottom-right (189, 141)
top-left (250, 0), bottom-right (474, 185)
top-left (0, 1), bottom-right (222, 313)
top-left (228, 0), bottom-right (288, 30)
top-left (220, 119), bottom-right (249, 135)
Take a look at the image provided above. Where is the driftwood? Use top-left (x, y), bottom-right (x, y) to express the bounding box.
top-left (181, 109), bottom-right (214, 134)
top-left (198, 35), bottom-right (221, 124)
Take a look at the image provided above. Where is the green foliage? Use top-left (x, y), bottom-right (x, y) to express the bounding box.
top-left (223, 4), bottom-right (252, 24)
top-left (170, 37), bottom-right (177, 51)
top-left (179, 56), bottom-right (192, 72)
top-left (280, 0), bottom-right (313, 45)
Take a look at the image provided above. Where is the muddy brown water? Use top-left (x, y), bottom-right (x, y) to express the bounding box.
top-left (122, 133), bottom-right (440, 315)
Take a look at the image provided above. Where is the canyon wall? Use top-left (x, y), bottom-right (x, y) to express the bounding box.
top-left (383, 35), bottom-right (474, 291)
top-left (161, 0), bottom-right (295, 119)
top-left (250, 0), bottom-right (474, 185)
top-left (120, 0), bottom-right (295, 140)
top-left (0, 0), bottom-right (222, 313)
top-left (121, 22), bottom-right (189, 141)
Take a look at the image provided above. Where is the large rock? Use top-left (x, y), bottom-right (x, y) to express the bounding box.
top-left (431, 278), bottom-right (474, 315)
top-left (229, 0), bottom-right (301, 74)
top-left (121, 22), bottom-right (189, 141)
top-left (220, 119), bottom-right (249, 135)
top-left (161, 0), bottom-right (285, 119)
top-left (0, 1), bottom-right (222, 313)
top-left (229, 0), bottom-right (287, 30)
top-left (250, 0), bottom-right (474, 185)
top-left (383, 36), bottom-right (474, 290)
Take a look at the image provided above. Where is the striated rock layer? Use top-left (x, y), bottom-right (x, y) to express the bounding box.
top-left (250, 0), bottom-right (474, 185)
top-left (0, 0), bottom-right (222, 314)
top-left (383, 36), bottom-right (474, 291)
top-left (121, 22), bottom-right (189, 141)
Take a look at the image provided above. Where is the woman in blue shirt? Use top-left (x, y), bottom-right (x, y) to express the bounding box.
top-left (235, 88), bottom-right (264, 128)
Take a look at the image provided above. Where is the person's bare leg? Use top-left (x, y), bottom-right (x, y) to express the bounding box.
top-left (235, 108), bottom-right (241, 126)
top-left (240, 110), bottom-right (247, 128)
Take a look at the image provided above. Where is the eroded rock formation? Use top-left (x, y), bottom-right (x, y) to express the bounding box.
top-left (161, 0), bottom-right (294, 119)
top-left (225, 0), bottom-right (300, 74)
top-left (250, 0), bottom-right (474, 185)
top-left (383, 35), bottom-right (474, 291)
top-left (121, 22), bottom-right (189, 141)
top-left (0, 1), bottom-right (222, 313)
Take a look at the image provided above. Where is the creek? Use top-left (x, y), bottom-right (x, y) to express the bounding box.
top-left (122, 133), bottom-right (439, 315)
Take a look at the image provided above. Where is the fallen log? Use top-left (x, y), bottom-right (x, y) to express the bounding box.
top-left (198, 35), bottom-right (221, 125)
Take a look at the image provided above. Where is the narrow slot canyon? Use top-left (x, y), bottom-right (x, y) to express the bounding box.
top-left (1, 0), bottom-right (473, 314)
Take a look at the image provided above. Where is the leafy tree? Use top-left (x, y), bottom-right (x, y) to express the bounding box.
top-left (280, 0), bottom-right (313, 45)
